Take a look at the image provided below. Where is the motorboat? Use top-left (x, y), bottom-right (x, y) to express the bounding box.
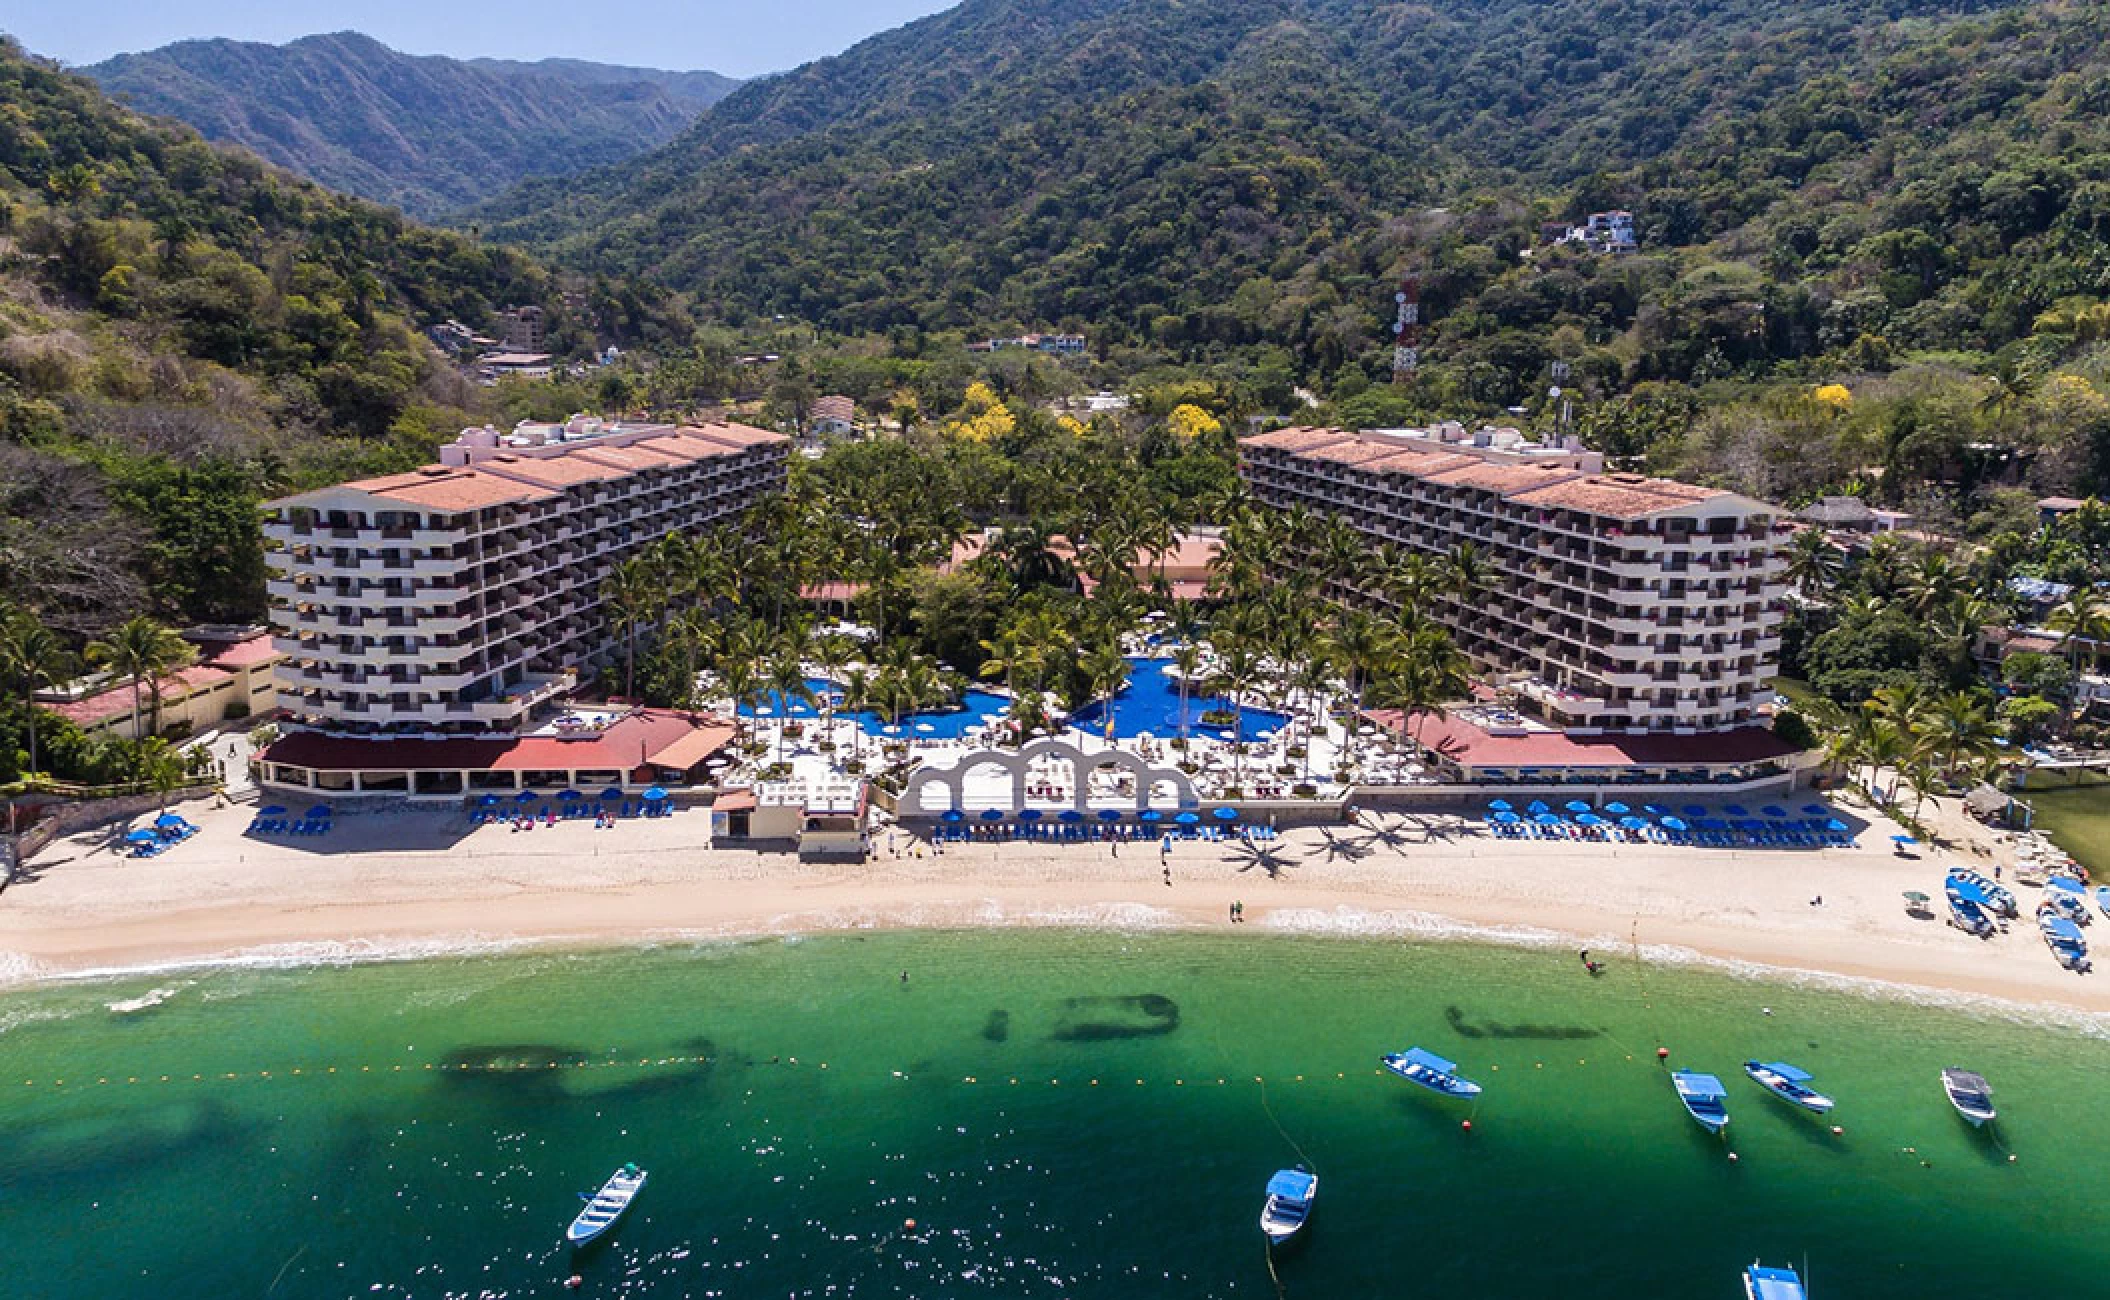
top-left (2044, 877), bottom-right (2092, 925)
top-left (1944, 868), bottom-right (2016, 918)
top-left (2095, 884), bottom-right (2110, 922)
top-left (1259, 1167), bottom-right (1317, 1243)
top-left (566, 1163), bottom-right (647, 1246)
top-left (1744, 1261), bottom-right (1809, 1300)
top-left (2040, 913), bottom-right (2091, 973)
top-left (1742, 1061), bottom-right (1835, 1115)
top-left (1670, 1069), bottom-right (1730, 1134)
top-left (1380, 1047), bottom-right (1483, 1099)
top-left (1945, 893), bottom-right (1996, 938)
top-left (1940, 1068), bottom-right (1996, 1128)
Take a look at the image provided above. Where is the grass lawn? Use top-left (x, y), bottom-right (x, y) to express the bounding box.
top-left (2021, 771), bottom-right (2110, 879)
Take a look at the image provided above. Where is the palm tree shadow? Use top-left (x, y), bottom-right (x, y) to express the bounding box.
top-left (1226, 838), bottom-right (1300, 879)
top-left (1310, 827), bottom-right (1373, 864)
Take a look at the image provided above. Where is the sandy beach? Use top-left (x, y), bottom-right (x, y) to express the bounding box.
top-left (5, 792), bottom-right (2107, 1017)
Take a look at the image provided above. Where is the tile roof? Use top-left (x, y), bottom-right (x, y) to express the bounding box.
top-left (340, 467), bottom-right (556, 511)
top-left (1359, 448), bottom-right (1481, 478)
top-left (1509, 476), bottom-right (1724, 519)
top-left (196, 632), bottom-right (282, 669)
top-left (46, 665), bottom-right (233, 727)
top-left (572, 443), bottom-right (691, 472)
top-left (676, 421), bottom-right (790, 449)
top-left (477, 453), bottom-right (623, 488)
top-left (1240, 426), bottom-right (1357, 453)
top-left (1424, 461), bottom-right (1583, 495)
top-left (811, 396), bottom-right (855, 422)
top-left (1366, 710), bottom-right (1800, 769)
top-left (259, 709), bottom-right (735, 775)
top-left (1304, 439), bottom-right (1415, 467)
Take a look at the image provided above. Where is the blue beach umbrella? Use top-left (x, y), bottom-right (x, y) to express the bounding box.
top-left (1643, 803), bottom-right (1671, 817)
top-left (1760, 805), bottom-right (1788, 818)
top-left (1575, 813), bottom-right (1603, 827)
top-left (1213, 807), bottom-right (1239, 821)
top-left (1175, 811), bottom-right (1201, 825)
top-left (1493, 811), bottom-right (1521, 824)
top-left (475, 794), bottom-right (499, 807)
top-left (155, 812), bottom-right (184, 827)
top-left (1803, 804), bottom-right (1829, 816)
top-left (1603, 801), bottom-right (1630, 815)
top-left (1890, 833), bottom-right (1916, 845)
top-left (1527, 800), bottom-right (1551, 815)
top-left (1825, 818), bottom-right (1849, 832)
top-left (940, 809), bottom-right (965, 823)
top-left (514, 791), bottom-right (540, 805)
top-left (1488, 799), bottom-right (1513, 812)
top-left (1682, 804), bottom-right (1707, 817)
top-left (1734, 819), bottom-right (1765, 832)
top-left (557, 790), bottom-right (583, 803)
top-left (306, 805), bottom-right (333, 819)
top-left (1058, 809), bottom-right (1084, 823)
top-left (125, 828), bottom-right (158, 843)
top-left (1018, 808), bottom-right (1043, 822)
top-left (1619, 816), bottom-right (1648, 830)
top-left (1724, 804), bottom-right (1749, 817)
top-left (643, 786), bottom-right (669, 802)
top-left (1138, 810), bottom-right (1163, 824)
top-left (600, 787), bottom-right (624, 801)
top-left (1661, 816), bottom-right (1689, 831)
top-left (980, 808), bottom-right (1005, 821)
top-left (1098, 809), bottom-right (1124, 822)
top-left (1534, 812), bottom-right (1562, 826)
top-left (1565, 800), bottom-right (1592, 814)
top-left (258, 804), bottom-right (287, 816)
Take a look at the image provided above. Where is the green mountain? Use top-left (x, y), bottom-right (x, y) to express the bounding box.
top-left (473, 0), bottom-right (2110, 403)
top-left (0, 38), bottom-right (688, 633)
top-left (84, 31), bottom-right (738, 217)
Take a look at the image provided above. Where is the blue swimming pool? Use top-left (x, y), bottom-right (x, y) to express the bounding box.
top-left (1071, 656), bottom-right (1291, 742)
top-left (740, 677), bottom-right (1011, 738)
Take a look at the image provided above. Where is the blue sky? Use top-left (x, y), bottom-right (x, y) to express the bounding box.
top-left (8, 1), bottom-right (956, 77)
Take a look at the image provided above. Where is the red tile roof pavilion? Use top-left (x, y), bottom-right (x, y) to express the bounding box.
top-left (260, 708), bottom-right (736, 790)
top-left (1366, 709), bottom-right (1800, 776)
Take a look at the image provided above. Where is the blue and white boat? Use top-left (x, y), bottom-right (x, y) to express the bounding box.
top-left (1941, 1068), bottom-right (1996, 1128)
top-left (1670, 1069), bottom-right (1730, 1134)
top-left (2095, 884), bottom-right (2110, 922)
top-left (566, 1163), bottom-right (647, 1246)
top-left (1744, 1261), bottom-right (1809, 1300)
top-left (2040, 913), bottom-right (2091, 973)
top-left (1742, 1061), bottom-right (1835, 1115)
top-left (1944, 868), bottom-right (2016, 918)
top-left (2044, 876), bottom-right (2092, 925)
top-left (1946, 892), bottom-right (1996, 938)
top-left (1380, 1047), bottom-right (1483, 1099)
top-left (1259, 1167), bottom-right (1317, 1243)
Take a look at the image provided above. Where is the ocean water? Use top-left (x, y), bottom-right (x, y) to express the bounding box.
top-left (3, 931), bottom-right (2108, 1298)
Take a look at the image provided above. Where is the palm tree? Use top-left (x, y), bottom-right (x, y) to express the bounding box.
top-left (1078, 642), bottom-right (1131, 748)
top-left (1383, 627), bottom-right (1472, 743)
top-left (1170, 642), bottom-right (1205, 746)
top-left (602, 556), bottom-right (661, 702)
top-left (839, 667), bottom-right (874, 764)
top-left (2048, 588), bottom-right (2110, 680)
top-left (1914, 689), bottom-right (2003, 781)
top-left (1899, 552), bottom-right (1964, 619)
top-left (0, 610), bottom-right (75, 778)
top-left (764, 654), bottom-right (816, 767)
top-left (86, 616), bottom-right (195, 739)
top-left (135, 736), bottom-right (187, 810)
top-left (1446, 542), bottom-right (1491, 604)
top-left (1209, 640), bottom-right (1264, 793)
top-left (1325, 610), bottom-right (1393, 766)
top-left (1782, 528), bottom-right (1840, 603)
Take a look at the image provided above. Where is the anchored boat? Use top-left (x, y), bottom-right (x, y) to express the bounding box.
top-left (566, 1163), bottom-right (647, 1246)
top-left (1259, 1167), bottom-right (1317, 1243)
top-left (1670, 1069), bottom-right (1730, 1134)
top-left (1744, 1261), bottom-right (1809, 1300)
top-left (1743, 1061), bottom-right (1836, 1115)
top-left (1940, 1068), bottom-right (1996, 1128)
top-left (1380, 1047), bottom-right (1483, 1099)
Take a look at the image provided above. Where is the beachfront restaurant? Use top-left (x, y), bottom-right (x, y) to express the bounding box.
top-left (1367, 707), bottom-right (1810, 789)
top-left (254, 707), bottom-right (736, 799)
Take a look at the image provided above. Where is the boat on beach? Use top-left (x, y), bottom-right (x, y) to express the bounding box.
top-left (2095, 884), bottom-right (2110, 921)
top-left (2040, 913), bottom-right (2091, 973)
top-left (1380, 1047), bottom-right (1483, 1099)
top-left (1742, 1061), bottom-right (1835, 1115)
top-left (1945, 892), bottom-right (1996, 938)
top-left (1944, 868), bottom-right (2016, 918)
top-left (1259, 1167), bottom-right (1317, 1243)
top-left (1940, 1068), bottom-right (1996, 1128)
top-left (2044, 877), bottom-right (2092, 925)
top-left (1743, 1261), bottom-right (1809, 1299)
top-left (1669, 1069), bottom-right (1730, 1134)
top-left (566, 1163), bottom-right (647, 1246)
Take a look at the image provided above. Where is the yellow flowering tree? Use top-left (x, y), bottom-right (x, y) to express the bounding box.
top-left (1812, 383), bottom-right (1853, 410)
top-left (948, 381), bottom-right (1016, 444)
top-left (1166, 402), bottom-right (1223, 439)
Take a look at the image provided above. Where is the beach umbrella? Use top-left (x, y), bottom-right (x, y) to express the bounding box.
top-left (1825, 818), bottom-right (1849, 833)
top-left (1058, 809), bottom-right (1084, 823)
top-left (1527, 800), bottom-right (1550, 815)
top-left (1619, 816), bottom-right (1648, 830)
top-left (1213, 807), bottom-right (1239, 821)
top-left (1697, 818), bottom-right (1730, 831)
top-left (1575, 812), bottom-right (1603, 827)
top-left (881, 724), bottom-right (902, 736)
top-left (1175, 811), bottom-right (1201, 825)
top-left (1890, 833), bottom-right (1916, 845)
top-left (1734, 819), bottom-right (1765, 832)
top-left (643, 786), bottom-right (669, 802)
top-left (1018, 809), bottom-right (1043, 822)
top-left (1488, 799), bottom-right (1513, 812)
top-left (1492, 811), bottom-right (1521, 824)
top-left (306, 805), bottom-right (333, 819)
top-left (1760, 805), bottom-right (1788, 818)
top-left (155, 812), bottom-right (184, 827)
top-left (1643, 803), bottom-right (1671, 817)
top-left (915, 722), bottom-right (936, 734)
top-left (599, 787), bottom-right (623, 801)
top-left (557, 790), bottom-right (583, 802)
top-left (1138, 810), bottom-right (1163, 823)
top-left (258, 804), bottom-right (287, 816)
top-left (1803, 803), bottom-right (1829, 816)
top-left (1564, 800), bottom-right (1592, 814)
top-left (1098, 809), bottom-right (1123, 822)
top-left (125, 828), bottom-right (158, 843)
top-left (979, 808), bottom-right (1004, 821)
top-left (940, 809), bottom-right (965, 824)
top-left (1661, 816), bottom-right (1689, 831)
top-left (514, 791), bottom-right (540, 805)
top-left (1903, 890), bottom-right (1930, 904)
top-left (475, 794), bottom-right (499, 807)
top-left (1534, 812), bottom-right (1562, 825)
top-left (1603, 801), bottom-right (1630, 815)
top-left (1682, 804), bottom-right (1707, 817)
top-left (1724, 804), bottom-right (1749, 817)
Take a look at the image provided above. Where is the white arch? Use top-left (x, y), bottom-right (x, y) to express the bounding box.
top-left (897, 740), bottom-right (1197, 818)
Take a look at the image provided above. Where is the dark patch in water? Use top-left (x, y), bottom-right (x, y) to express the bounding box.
top-left (1051, 994), bottom-right (1180, 1041)
top-left (441, 1042), bottom-right (591, 1073)
top-left (982, 1010), bottom-right (1011, 1043)
top-left (1445, 1006), bottom-right (1600, 1041)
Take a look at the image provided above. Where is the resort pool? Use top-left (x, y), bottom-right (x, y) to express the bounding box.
top-left (740, 677), bottom-right (1010, 739)
top-left (1071, 656), bottom-right (1291, 742)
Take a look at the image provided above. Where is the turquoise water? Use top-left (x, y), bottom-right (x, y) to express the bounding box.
top-left (1073, 657), bottom-right (1291, 741)
top-left (4, 932), bottom-right (2109, 1298)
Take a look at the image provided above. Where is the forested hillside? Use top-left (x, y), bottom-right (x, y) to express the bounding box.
top-left (0, 39), bottom-right (686, 635)
top-left (87, 32), bottom-right (737, 217)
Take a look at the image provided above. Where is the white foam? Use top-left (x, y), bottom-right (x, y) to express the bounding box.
top-left (106, 982), bottom-right (189, 1014)
top-left (5, 933), bottom-right (548, 991)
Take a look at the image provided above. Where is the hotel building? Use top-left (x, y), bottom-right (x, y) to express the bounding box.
top-left (263, 416), bottom-right (788, 738)
top-left (1238, 425), bottom-right (1790, 736)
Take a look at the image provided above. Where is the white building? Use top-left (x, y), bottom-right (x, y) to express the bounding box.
top-left (1239, 426), bottom-right (1790, 735)
top-left (263, 417), bottom-right (788, 737)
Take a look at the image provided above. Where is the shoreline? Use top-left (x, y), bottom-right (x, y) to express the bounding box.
top-left (8, 799), bottom-right (2109, 1024)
